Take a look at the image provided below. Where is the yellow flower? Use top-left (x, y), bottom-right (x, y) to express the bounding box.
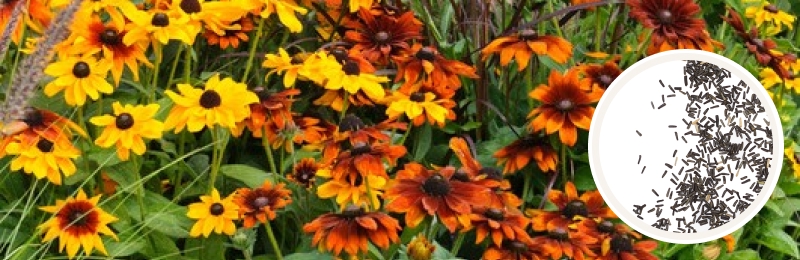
top-left (348, 0), bottom-right (373, 12)
top-left (316, 168), bottom-right (385, 209)
top-left (38, 190), bottom-right (118, 259)
top-left (175, 0), bottom-right (249, 39)
top-left (246, 0), bottom-right (308, 33)
top-left (5, 132), bottom-right (80, 185)
top-left (122, 4), bottom-right (194, 46)
top-left (745, 1), bottom-right (795, 34)
top-left (187, 189), bottom-right (239, 237)
top-left (385, 91), bottom-right (451, 127)
top-left (164, 74), bottom-right (259, 133)
top-left (43, 55), bottom-right (113, 106)
top-left (759, 61), bottom-right (800, 96)
top-left (786, 145), bottom-right (800, 179)
top-left (263, 48), bottom-right (303, 87)
top-left (323, 61), bottom-right (389, 102)
top-left (90, 102), bottom-right (164, 161)
top-left (297, 51), bottom-right (341, 85)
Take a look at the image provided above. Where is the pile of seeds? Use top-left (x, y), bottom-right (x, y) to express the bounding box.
top-left (631, 60), bottom-right (773, 233)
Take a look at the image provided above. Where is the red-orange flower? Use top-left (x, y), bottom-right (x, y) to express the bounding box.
top-left (493, 133), bottom-right (558, 174)
top-left (327, 140), bottom-right (406, 185)
top-left (481, 29), bottom-right (573, 71)
top-left (288, 158), bottom-right (320, 188)
top-left (596, 234), bottom-right (658, 260)
top-left (1, 108), bottom-right (86, 158)
top-left (449, 137), bottom-right (521, 208)
top-left (394, 43), bottom-right (478, 93)
top-left (723, 7), bottom-right (795, 79)
top-left (470, 206), bottom-right (531, 247)
top-left (233, 181), bottom-right (292, 228)
top-left (303, 205), bottom-right (401, 256)
top-left (528, 69), bottom-right (602, 146)
top-left (527, 182), bottom-right (616, 231)
top-left (203, 15), bottom-right (254, 49)
top-left (235, 87), bottom-right (300, 138)
top-left (344, 8), bottom-right (423, 65)
top-left (579, 59), bottom-right (623, 91)
top-left (384, 163), bottom-right (491, 232)
top-left (531, 221), bottom-right (597, 260)
top-left (627, 0), bottom-right (720, 54)
top-left (483, 239), bottom-right (544, 260)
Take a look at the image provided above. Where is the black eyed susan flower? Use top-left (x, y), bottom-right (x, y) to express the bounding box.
top-left (302, 205), bottom-right (401, 256)
top-left (233, 181), bottom-right (293, 228)
top-left (38, 190), bottom-right (118, 259)
top-left (203, 15), bottom-right (254, 49)
top-left (5, 132), bottom-right (80, 185)
top-left (186, 188), bottom-right (239, 237)
top-left (245, 0), bottom-right (308, 33)
top-left (494, 133), bottom-right (558, 174)
top-left (384, 90), bottom-right (453, 127)
top-left (164, 74), bottom-right (259, 133)
top-left (122, 4), bottom-right (194, 46)
top-left (43, 55), bottom-right (113, 106)
top-left (323, 60), bottom-right (390, 102)
top-left (288, 158), bottom-right (320, 188)
top-left (745, 1), bottom-right (795, 35)
top-left (90, 102), bottom-right (164, 161)
top-left (263, 48), bottom-right (305, 87)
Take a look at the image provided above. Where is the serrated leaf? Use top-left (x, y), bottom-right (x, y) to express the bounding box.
top-left (221, 164), bottom-right (273, 188)
top-left (759, 228), bottom-right (800, 258)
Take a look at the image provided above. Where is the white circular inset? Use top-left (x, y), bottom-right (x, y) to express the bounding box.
top-left (588, 50), bottom-right (783, 244)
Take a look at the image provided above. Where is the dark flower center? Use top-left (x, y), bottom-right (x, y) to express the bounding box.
top-left (555, 99), bottom-right (575, 112)
top-left (352, 174), bottom-right (364, 186)
top-left (452, 169), bottom-right (471, 182)
top-left (518, 29), bottom-right (538, 41)
top-left (410, 92), bottom-right (426, 102)
top-left (72, 62), bottom-right (91, 78)
top-left (373, 31), bottom-right (391, 44)
top-left (254, 87), bottom-right (272, 101)
top-left (562, 200), bottom-right (589, 219)
top-left (506, 240), bottom-right (529, 253)
top-left (294, 166), bottom-right (317, 186)
top-left (656, 9), bottom-right (673, 24)
top-left (484, 208), bottom-right (505, 221)
top-left (415, 47), bottom-right (436, 61)
top-left (610, 235), bottom-right (634, 253)
top-left (764, 4), bottom-right (779, 13)
top-left (290, 56), bottom-right (304, 65)
top-left (200, 90), bottom-right (222, 108)
top-left (548, 227), bottom-right (570, 241)
top-left (350, 142), bottom-right (372, 156)
top-left (479, 167), bottom-right (503, 180)
top-left (180, 0), bottom-right (202, 14)
top-left (421, 174), bottom-right (451, 196)
top-left (788, 70), bottom-right (796, 80)
top-left (343, 61), bottom-right (360, 75)
top-left (339, 114), bottom-right (366, 132)
top-left (151, 13), bottom-right (170, 27)
top-left (36, 139), bottom-right (54, 153)
top-left (115, 113), bottom-right (135, 130)
top-left (68, 210), bottom-right (88, 226)
top-left (598, 220), bottom-right (615, 233)
top-left (341, 205), bottom-right (366, 218)
top-left (598, 74), bottom-right (613, 88)
top-left (99, 28), bottom-right (121, 46)
top-left (22, 108), bottom-right (44, 127)
top-left (209, 202), bottom-right (225, 216)
top-left (251, 196), bottom-right (270, 209)
top-left (330, 48), bottom-right (349, 63)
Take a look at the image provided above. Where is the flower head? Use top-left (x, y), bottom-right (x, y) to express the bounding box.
top-left (785, 145), bottom-right (800, 179)
top-left (288, 158), bottom-right (320, 188)
top-left (384, 91), bottom-right (453, 127)
top-left (43, 55), bottom-right (114, 106)
top-left (323, 60), bottom-right (390, 102)
top-left (528, 69), bottom-right (602, 146)
top-left (627, 0), bottom-right (720, 54)
top-left (234, 181), bottom-right (292, 228)
top-left (317, 170), bottom-right (386, 209)
top-left (90, 102), bottom-right (164, 161)
top-left (483, 239), bottom-right (544, 260)
top-left (470, 206), bottom-right (532, 247)
top-left (596, 234), bottom-right (658, 260)
top-left (164, 74), bottom-right (259, 133)
top-left (745, 1), bottom-right (795, 34)
top-left (723, 7), bottom-right (795, 78)
top-left (406, 235), bottom-right (435, 260)
top-left (38, 190), bottom-right (118, 259)
top-left (303, 205), bottom-right (401, 256)
top-left (187, 189), bottom-right (240, 237)
top-left (580, 59), bottom-right (622, 91)
top-left (527, 182), bottom-right (616, 231)
top-left (203, 15), bottom-right (254, 49)
top-left (1, 108), bottom-right (86, 158)
top-left (5, 132), bottom-right (80, 185)
top-left (247, 0), bottom-right (307, 33)
top-left (481, 29), bottom-right (573, 71)
top-left (385, 163), bottom-right (491, 232)
top-left (263, 48), bottom-right (306, 87)
top-left (531, 223), bottom-right (597, 260)
top-left (122, 4), bottom-right (194, 45)
top-left (494, 133), bottom-right (558, 174)
top-left (344, 9), bottom-right (423, 65)
top-left (394, 43), bottom-right (478, 94)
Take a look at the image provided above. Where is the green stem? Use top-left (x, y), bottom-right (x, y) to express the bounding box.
top-left (150, 43), bottom-right (163, 103)
top-left (398, 124), bottom-right (414, 145)
top-left (263, 222), bottom-right (283, 260)
top-left (561, 143), bottom-right (568, 180)
top-left (263, 126), bottom-right (279, 182)
top-left (594, 10), bottom-right (602, 51)
top-left (364, 176), bottom-right (376, 211)
top-left (451, 232), bottom-right (466, 256)
top-left (242, 19), bottom-right (266, 83)
top-left (174, 131), bottom-right (187, 200)
top-left (521, 170), bottom-right (532, 210)
top-left (184, 44), bottom-right (192, 83)
top-left (208, 128), bottom-right (225, 193)
top-left (167, 45), bottom-right (184, 88)
top-left (547, 0), bottom-right (564, 37)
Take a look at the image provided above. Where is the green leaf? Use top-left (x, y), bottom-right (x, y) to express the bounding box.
top-left (283, 252), bottom-right (335, 260)
top-left (720, 249), bottom-right (760, 260)
top-left (221, 164), bottom-right (273, 188)
top-left (184, 234), bottom-right (226, 260)
top-left (141, 231), bottom-right (182, 258)
top-left (780, 181), bottom-right (800, 195)
top-left (142, 211), bottom-right (192, 238)
top-left (763, 200), bottom-right (785, 217)
top-left (413, 124), bottom-right (432, 161)
top-left (104, 161), bottom-right (139, 193)
top-left (573, 166), bottom-right (596, 191)
top-left (759, 228), bottom-right (800, 258)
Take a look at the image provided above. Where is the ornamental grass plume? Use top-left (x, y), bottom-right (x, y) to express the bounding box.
top-left (3, 0), bottom-right (84, 124)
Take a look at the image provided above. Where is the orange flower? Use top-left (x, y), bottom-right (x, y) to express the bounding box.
top-left (393, 43), bottom-right (478, 93)
top-left (344, 9), bottom-right (423, 65)
top-left (470, 206), bottom-right (531, 247)
top-left (288, 158), bottom-right (320, 188)
top-left (596, 234), bottom-right (658, 260)
top-left (579, 59), bottom-right (622, 91)
top-left (531, 221), bottom-right (597, 260)
top-left (627, 0), bottom-right (720, 54)
top-left (493, 133), bottom-right (558, 174)
top-left (721, 234), bottom-right (736, 253)
top-left (483, 239), bottom-right (544, 260)
top-left (235, 88), bottom-right (299, 138)
top-left (327, 140), bottom-right (406, 184)
top-left (723, 7), bottom-right (795, 78)
top-left (528, 69), bottom-right (602, 146)
top-left (233, 181), bottom-right (292, 228)
top-left (0, 0), bottom-right (51, 43)
top-left (384, 163), bottom-right (490, 232)
top-left (1, 108), bottom-right (86, 158)
top-left (527, 182), bottom-right (616, 231)
top-left (449, 137), bottom-right (521, 208)
top-left (203, 15), bottom-right (254, 49)
top-left (481, 29), bottom-right (573, 71)
top-left (303, 205), bottom-right (400, 256)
